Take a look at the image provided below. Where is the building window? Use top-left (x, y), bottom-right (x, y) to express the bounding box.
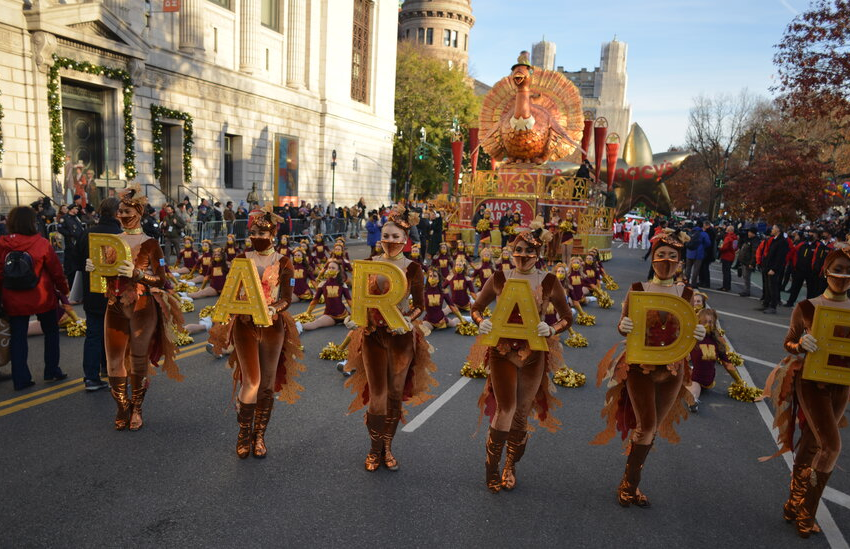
top-left (464, 33), bottom-right (468, 51)
top-left (405, 29), bottom-right (410, 40)
top-left (417, 27), bottom-right (425, 44)
top-left (208, 0), bottom-right (231, 9)
top-left (213, 27), bottom-right (218, 52)
top-left (451, 30), bottom-right (458, 48)
top-left (261, 0), bottom-right (280, 31)
top-left (426, 28), bottom-right (433, 45)
top-left (224, 135), bottom-right (234, 189)
top-left (443, 29), bottom-right (451, 47)
top-left (351, 0), bottom-right (373, 104)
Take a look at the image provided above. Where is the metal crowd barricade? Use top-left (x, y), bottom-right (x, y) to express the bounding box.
top-left (231, 219), bottom-right (248, 243)
top-left (201, 220), bottom-right (227, 246)
top-left (289, 218), bottom-right (310, 236)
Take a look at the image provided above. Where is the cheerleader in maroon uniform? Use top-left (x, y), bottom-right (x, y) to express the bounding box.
top-left (291, 248), bottom-right (315, 302)
top-left (175, 236), bottom-right (199, 274)
top-left (560, 210), bottom-right (577, 264)
top-left (444, 258), bottom-right (477, 312)
top-left (329, 241), bottom-right (352, 277)
top-left (188, 247), bottom-right (229, 299)
top-left (684, 308), bottom-right (746, 413)
top-left (409, 243), bottom-right (424, 268)
top-left (225, 234), bottom-right (241, 263)
top-left (276, 234), bottom-right (291, 259)
top-left (301, 259), bottom-right (351, 331)
top-left (496, 247), bottom-right (513, 273)
top-left (313, 233), bottom-right (328, 264)
top-left (473, 247), bottom-right (496, 290)
top-left (433, 242), bottom-right (453, 280)
top-left (567, 257), bottom-right (590, 305)
top-left (188, 239), bottom-right (213, 284)
top-left (453, 240), bottom-right (470, 265)
top-left (421, 267), bottom-right (461, 332)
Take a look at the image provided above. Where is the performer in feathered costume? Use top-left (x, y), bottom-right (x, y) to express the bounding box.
top-left (84, 184), bottom-right (184, 431)
top-left (762, 243), bottom-right (850, 538)
top-left (209, 205), bottom-right (305, 459)
top-left (591, 228), bottom-right (706, 507)
top-left (466, 217), bottom-right (572, 493)
top-left (342, 204), bottom-right (438, 472)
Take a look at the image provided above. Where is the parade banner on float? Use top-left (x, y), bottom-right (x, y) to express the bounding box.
top-left (474, 197), bottom-right (535, 227)
top-left (625, 292), bottom-right (697, 365)
top-left (803, 305), bottom-right (850, 386)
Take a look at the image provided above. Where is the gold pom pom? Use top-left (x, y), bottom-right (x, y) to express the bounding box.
top-left (180, 274), bottom-right (194, 281)
top-left (476, 219), bottom-right (492, 232)
top-left (553, 366), bottom-right (587, 388)
top-left (460, 361), bottom-right (488, 378)
top-left (726, 351), bottom-right (744, 367)
top-left (456, 320), bottom-right (479, 336)
top-left (175, 330), bottom-right (194, 347)
top-left (319, 342), bottom-right (348, 361)
top-left (564, 329), bottom-right (588, 347)
top-left (483, 307), bottom-right (492, 318)
top-left (593, 289), bottom-right (614, 309)
top-left (603, 274), bottom-right (619, 291)
top-left (199, 305), bottom-right (215, 319)
top-left (727, 381), bottom-right (763, 402)
top-left (65, 319), bottom-right (86, 337)
top-left (294, 312), bottom-right (316, 323)
top-left (576, 312), bottom-right (596, 326)
top-left (180, 299), bottom-right (195, 313)
top-left (175, 281), bottom-right (191, 292)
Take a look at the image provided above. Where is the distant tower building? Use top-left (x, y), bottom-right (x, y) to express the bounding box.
top-left (557, 39), bottom-right (632, 147)
top-left (531, 38), bottom-right (556, 71)
top-left (398, 0), bottom-right (475, 73)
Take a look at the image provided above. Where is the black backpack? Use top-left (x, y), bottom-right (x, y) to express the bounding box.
top-left (4, 251), bottom-right (39, 290)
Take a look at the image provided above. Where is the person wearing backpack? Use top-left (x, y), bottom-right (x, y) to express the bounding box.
top-left (0, 206), bottom-right (70, 390)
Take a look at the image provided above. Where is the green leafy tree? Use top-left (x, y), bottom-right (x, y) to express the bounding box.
top-left (393, 42), bottom-right (480, 199)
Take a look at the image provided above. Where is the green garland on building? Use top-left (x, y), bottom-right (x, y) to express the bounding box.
top-left (47, 55), bottom-right (137, 179)
top-left (150, 104), bottom-right (193, 183)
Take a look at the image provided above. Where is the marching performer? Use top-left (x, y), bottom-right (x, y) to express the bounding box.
top-left (342, 205), bottom-right (438, 472)
top-left (85, 185), bottom-right (184, 431)
top-left (592, 229), bottom-right (706, 507)
top-left (467, 218), bottom-right (572, 493)
top-left (209, 206), bottom-right (305, 459)
top-left (763, 244), bottom-right (850, 538)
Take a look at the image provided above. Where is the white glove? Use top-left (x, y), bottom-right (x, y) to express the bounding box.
top-left (478, 318), bottom-right (493, 335)
top-left (800, 333), bottom-right (819, 353)
top-left (85, 258), bottom-right (96, 272)
top-left (392, 317), bottom-right (413, 335)
top-left (343, 316), bottom-right (358, 330)
top-left (267, 306), bottom-right (276, 319)
top-left (693, 324), bottom-right (707, 341)
top-left (537, 321), bottom-right (554, 337)
top-left (618, 316), bottom-right (634, 334)
top-left (116, 260), bottom-right (135, 278)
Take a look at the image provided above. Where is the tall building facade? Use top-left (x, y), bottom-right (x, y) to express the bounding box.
top-left (557, 39), bottom-right (631, 146)
top-left (397, 0), bottom-right (473, 73)
top-left (0, 0), bottom-right (398, 209)
top-left (531, 38), bottom-right (555, 71)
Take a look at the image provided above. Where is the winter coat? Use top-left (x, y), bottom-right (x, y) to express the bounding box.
top-left (764, 234), bottom-right (790, 273)
top-left (366, 220), bottom-right (380, 247)
top-left (76, 216), bottom-right (123, 315)
top-left (686, 227), bottom-right (710, 260)
top-left (719, 232), bottom-right (738, 262)
top-left (0, 233), bottom-right (69, 316)
top-left (57, 213), bottom-right (85, 271)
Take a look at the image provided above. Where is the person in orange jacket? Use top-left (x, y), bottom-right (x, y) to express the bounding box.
top-left (717, 225), bottom-right (738, 291)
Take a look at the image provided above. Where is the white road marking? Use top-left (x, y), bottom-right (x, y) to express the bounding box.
top-left (715, 309), bottom-right (788, 329)
top-left (402, 377), bottom-right (471, 433)
top-left (739, 354), bottom-right (780, 368)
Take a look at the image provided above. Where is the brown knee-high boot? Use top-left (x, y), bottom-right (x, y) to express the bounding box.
top-left (382, 399), bottom-right (402, 471)
top-left (108, 377), bottom-right (131, 430)
top-left (501, 430), bottom-right (528, 491)
top-left (485, 427), bottom-right (509, 494)
top-left (784, 464), bottom-right (812, 523)
top-left (618, 441), bottom-right (653, 507)
top-left (365, 413), bottom-right (385, 472)
top-left (129, 374), bottom-right (148, 431)
top-left (236, 399), bottom-right (255, 459)
top-left (252, 398), bottom-right (274, 459)
top-left (796, 469), bottom-right (831, 538)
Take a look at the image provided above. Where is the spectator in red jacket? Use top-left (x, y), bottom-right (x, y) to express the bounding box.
top-left (717, 225), bottom-right (738, 291)
top-left (0, 206), bottom-right (70, 390)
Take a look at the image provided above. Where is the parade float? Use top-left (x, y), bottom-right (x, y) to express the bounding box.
top-left (448, 51), bottom-right (689, 259)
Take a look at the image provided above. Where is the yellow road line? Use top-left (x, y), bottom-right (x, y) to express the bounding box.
top-left (0, 341), bottom-right (209, 414)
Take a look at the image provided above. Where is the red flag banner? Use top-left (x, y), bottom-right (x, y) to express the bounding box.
top-left (452, 139), bottom-right (463, 196)
top-left (606, 142), bottom-right (620, 192)
top-left (581, 119), bottom-right (593, 162)
top-left (593, 126), bottom-right (608, 182)
top-left (469, 128), bottom-right (480, 185)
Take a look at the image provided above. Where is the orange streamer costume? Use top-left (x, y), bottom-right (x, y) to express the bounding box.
top-left (592, 230), bottom-right (697, 508)
top-left (101, 186), bottom-right (184, 432)
top-left (343, 205), bottom-right (438, 472)
top-left (467, 223), bottom-right (572, 493)
top-left (210, 208), bottom-right (306, 459)
top-left (763, 245), bottom-right (850, 538)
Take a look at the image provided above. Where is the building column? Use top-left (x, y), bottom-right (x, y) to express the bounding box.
top-left (240, 0), bottom-right (261, 73)
top-left (286, 0), bottom-right (306, 88)
top-left (179, 0), bottom-right (205, 54)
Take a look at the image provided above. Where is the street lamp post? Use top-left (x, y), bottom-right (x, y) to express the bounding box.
top-left (331, 149), bottom-right (337, 205)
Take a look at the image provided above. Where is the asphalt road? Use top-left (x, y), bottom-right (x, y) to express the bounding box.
top-left (1, 243), bottom-right (848, 548)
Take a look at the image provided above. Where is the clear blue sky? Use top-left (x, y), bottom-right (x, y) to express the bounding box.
top-left (467, 0), bottom-right (801, 150)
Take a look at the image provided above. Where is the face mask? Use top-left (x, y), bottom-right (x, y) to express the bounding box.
top-left (454, 265), bottom-right (465, 274)
top-left (411, 252), bottom-right (420, 258)
top-left (184, 243), bottom-right (192, 249)
top-left (250, 237), bottom-right (272, 252)
top-left (826, 271), bottom-right (850, 293)
top-left (118, 210), bottom-right (141, 230)
top-left (513, 252), bottom-right (537, 271)
top-left (214, 257), bottom-right (222, 263)
top-left (428, 276), bottom-right (439, 287)
top-left (202, 246), bottom-right (210, 253)
top-left (381, 239), bottom-right (405, 258)
top-left (334, 250), bottom-right (342, 256)
top-left (556, 272), bottom-right (566, 280)
top-left (294, 255), bottom-right (303, 263)
top-left (585, 258), bottom-right (593, 265)
top-left (652, 258), bottom-right (679, 280)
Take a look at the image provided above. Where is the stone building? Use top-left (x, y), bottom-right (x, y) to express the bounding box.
top-left (397, 0), bottom-right (473, 73)
top-left (0, 0), bottom-right (398, 210)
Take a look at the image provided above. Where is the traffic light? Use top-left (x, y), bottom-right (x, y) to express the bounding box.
top-left (416, 144), bottom-right (428, 160)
